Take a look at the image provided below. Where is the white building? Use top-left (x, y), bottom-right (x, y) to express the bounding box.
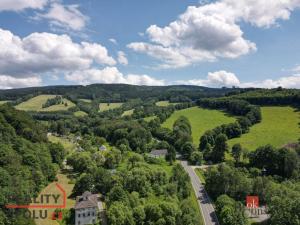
top-left (75, 191), bottom-right (101, 225)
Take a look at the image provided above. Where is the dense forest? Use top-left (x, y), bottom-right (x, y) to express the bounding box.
top-left (0, 84), bottom-right (245, 102)
top-left (0, 105), bottom-right (66, 225)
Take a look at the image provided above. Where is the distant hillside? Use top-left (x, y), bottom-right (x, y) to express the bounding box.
top-left (0, 84), bottom-right (240, 102)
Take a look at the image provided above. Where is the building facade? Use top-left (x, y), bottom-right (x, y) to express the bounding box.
top-left (75, 191), bottom-right (101, 225)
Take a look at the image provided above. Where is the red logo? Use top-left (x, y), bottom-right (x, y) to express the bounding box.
top-left (246, 196), bottom-right (259, 208)
top-left (52, 211), bottom-right (63, 220)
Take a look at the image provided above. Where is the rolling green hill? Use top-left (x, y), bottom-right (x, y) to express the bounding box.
top-left (15, 95), bottom-right (75, 111)
top-left (162, 107), bottom-right (236, 146)
top-left (228, 106), bottom-right (300, 150)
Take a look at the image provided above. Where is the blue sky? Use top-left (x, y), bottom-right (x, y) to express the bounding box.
top-left (0, 0), bottom-right (300, 89)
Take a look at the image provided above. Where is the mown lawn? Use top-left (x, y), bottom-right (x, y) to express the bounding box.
top-left (99, 102), bottom-right (123, 112)
top-left (162, 107), bottom-right (235, 146)
top-left (15, 95), bottom-right (75, 111)
top-left (228, 106), bottom-right (300, 151)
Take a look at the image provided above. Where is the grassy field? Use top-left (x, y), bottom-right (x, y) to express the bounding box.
top-left (15, 95), bottom-right (75, 111)
top-left (74, 111), bottom-right (87, 117)
top-left (122, 109), bottom-right (134, 117)
top-left (155, 100), bottom-right (178, 107)
top-left (228, 106), bottom-right (300, 151)
top-left (48, 135), bottom-right (76, 153)
top-left (99, 102), bottom-right (123, 112)
top-left (162, 107), bottom-right (235, 146)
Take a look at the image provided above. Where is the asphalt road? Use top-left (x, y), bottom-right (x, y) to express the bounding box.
top-left (180, 161), bottom-right (219, 225)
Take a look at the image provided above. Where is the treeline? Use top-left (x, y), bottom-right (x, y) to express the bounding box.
top-left (42, 95), bottom-right (64, 108)
top-left (197, 98), bottom-right (261, 163)
top-left (133, 102), bottom-right (194, 122)
top-left (0, 84), bottom-right (237, 102)
top-left (148, 116), bottom-right (203, 165)
top-left (227, 88), bottom-right (300, 106)
top-left (0, 105), bottom-right (65, 225)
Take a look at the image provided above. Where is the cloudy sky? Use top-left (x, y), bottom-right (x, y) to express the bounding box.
top-left (0, 0), bottom-right (300, 89)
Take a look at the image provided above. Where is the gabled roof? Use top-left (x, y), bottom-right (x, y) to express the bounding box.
top-left (75, 192), bottom-right (99, 209)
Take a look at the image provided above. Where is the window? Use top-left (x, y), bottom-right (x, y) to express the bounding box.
top-left (88, 212), bottom-right (90, 216)
top-left (78, 213), bottom-right (81, 217)
top-left (83, 213), bottom-right (85, 217)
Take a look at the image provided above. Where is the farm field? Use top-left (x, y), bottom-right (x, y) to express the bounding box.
top-left (162, 107), bottom-right (235, 146)
top-left (99, 102), bottom-right (123, 112)
top-left (155, 100), bottom-right (178, 107)
top-left (15, 95), bottom-right (75, 111)
top-left (122, 109), bottom-right (134, 117)
top-left (228, 106), bottom-right (300, 151)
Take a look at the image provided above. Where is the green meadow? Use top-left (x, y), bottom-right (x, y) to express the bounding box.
top-left (99, 102), bottom-right (123, 112)
top-left (122, 109), bottom-right (134, 117)
top-left (15, 95), bottom-right (75, 111)
top-left (162, 107), bottom-right (235, 146)
top-left (228, 106), bottom-right (300, 151)
top-left (155, 100), bottom-right (178, 107)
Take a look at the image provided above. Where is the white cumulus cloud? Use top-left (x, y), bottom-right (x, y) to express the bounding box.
top-left (0, 75), bottom-right (42, 89)
top-left (65, 67), bottom-right (165, 86)
top-left (128, 0), bottom-right (300, 68)
top-left (35, 2), bottom-right (88, 31)
top-left (176, 70), bottom-right (300, 88)
top-left (0, 28), bottom-right (116, 78)
top-left (177, 70), bottom-right (240, 87)
top-left (0, 0), bottom-right (47, 12)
